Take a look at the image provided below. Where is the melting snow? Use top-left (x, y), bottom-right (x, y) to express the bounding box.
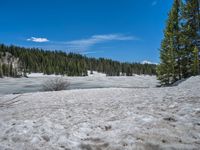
top-left (0, 76), bottom-right (200, 149)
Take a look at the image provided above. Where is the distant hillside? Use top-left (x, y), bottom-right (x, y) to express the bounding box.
top-left (0, 44), bottom-right (156, 77)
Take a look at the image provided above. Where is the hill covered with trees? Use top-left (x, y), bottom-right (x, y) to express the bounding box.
top-left (0, 44), bottom-right (156, 77)
top-left (157, 0), bottom-right (200, 85)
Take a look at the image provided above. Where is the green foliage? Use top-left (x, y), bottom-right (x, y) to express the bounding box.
top-left (0, 62), bottom-right (3, 78)
top-left (0, 44), bottom-right (156, 77)
top-left (2, 64), bottom-right (9, 76)
top-left (180, 0), bottom-right (200, 77)
top-left (157, 0), bottom-right (181, 85)
top-left (157, 0), bottom-right (200, 85)
top-left (192, 46), bottom-right (200, 75)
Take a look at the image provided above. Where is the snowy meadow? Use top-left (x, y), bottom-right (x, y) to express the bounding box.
top-left (0, 72), bottom-right (158, 96)
top-left (0, 74), bottom-right (200, 150)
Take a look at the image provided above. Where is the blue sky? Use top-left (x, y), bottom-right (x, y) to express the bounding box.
top-left (0, 0), bottom-right (173, 63)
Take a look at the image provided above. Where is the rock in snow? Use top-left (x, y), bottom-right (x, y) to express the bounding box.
top-left (0, 76), bottom-right (200, 150)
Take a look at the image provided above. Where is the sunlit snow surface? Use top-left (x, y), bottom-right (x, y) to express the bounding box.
top-left (0, 72), bottom-right (157, 95)
top-left (0, 75), bottom-right (200, 150)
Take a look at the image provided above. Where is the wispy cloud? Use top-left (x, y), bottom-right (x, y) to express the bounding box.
top-left (26, 33), bottom-right (138, 52)
top-left (65, 34), bottom-right (137, 50)
top-left (151, 1), bottom-right (157, 6)
top-left (80, 50), bottom-right (104, 55)
top-left (27, 37), bottom-right (49, 43)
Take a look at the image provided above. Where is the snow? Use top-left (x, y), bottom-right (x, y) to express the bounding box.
top-left (0, 75), bottom-right (158, 95)
top-left (27, 71), bottom-right (106, 78)
top-left (141, 60), bottom-right (158, 65)
top-left (27, 73), bottom-right (62, 78)
top-left (177, 75), bottom-right (200, 88)
top-left (0, 76), bottom-right (200, 149)
top-left (87, 71), bottom-right (106, 77)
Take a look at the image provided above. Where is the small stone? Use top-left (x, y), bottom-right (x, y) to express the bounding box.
top-left (195, 122), bottom-right (200, 126)
top-left (2, 136), bottom-right (8, 141)
top-left (162, 139), bottom-right (166, 143)
top-left (105, 125), bottom-right (112, 131)
top-left (60, 145), bottom-right (65, 148)
top-left (42, 135), bottom-right (50, 142)
top-left (163, 117), bottom-right (176, 122)
top-left (123, 143), bottom-right (128, 146)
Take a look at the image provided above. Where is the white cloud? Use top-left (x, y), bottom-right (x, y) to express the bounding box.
top-left (152, 1), bottom-right (157, 6)
top-left (142, 60), bottom-right (158, 65)
top-left (81, 50), bottom-right (104, 55)
top-left (66, 34), bottom-right (137, 50)
top-left (27, 37), bottom-right (49, 43)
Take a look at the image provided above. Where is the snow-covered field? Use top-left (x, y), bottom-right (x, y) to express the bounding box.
top-left (0, 75), bottom-right (200, 150)
top-left (0, 73), bottom-right (158, 95)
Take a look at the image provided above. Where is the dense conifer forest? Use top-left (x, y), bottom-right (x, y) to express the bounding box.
top-left (157, 0), bottom-right (200, 85)
top-left (0, 44), bottom-right (156, 77)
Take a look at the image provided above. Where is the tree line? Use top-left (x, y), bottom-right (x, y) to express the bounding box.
top-left (0, 44), bottom-right (156, 77)
top-left (157, 0), bottom-right (200, 85)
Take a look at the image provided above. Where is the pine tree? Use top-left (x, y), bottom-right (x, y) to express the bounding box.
top-left (9, 63), bottom-right (13, 77)
top-left (157, 0), bottom-right (181, 85)
top-left (180, 0), bottom-right (200, 77)
top-left (2, 64), bottom-right (9, 76)
top-left (0, 62), bottom-right (3, 78)
top-left (90, 62), bottom-right (93, 74)
top-left (0, 44), bottom-right (156, 77)
top-left (192, 46), bottom-right (200, 75)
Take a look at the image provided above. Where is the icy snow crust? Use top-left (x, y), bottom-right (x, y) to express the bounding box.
top-left (0, 76), bottom-right (200, 150)
top-left (0, 74), bottom-right (157, 96)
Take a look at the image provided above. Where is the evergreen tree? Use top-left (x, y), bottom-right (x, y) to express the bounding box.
top-left (157, 0), bottom-right (181, 85)
top-left (9, 63), bottom-right (13, 77)
top-left (180, 0), bottom-right (200, 77)
top-left (0, 62), bottom-right (3, 78)
top-left (0, 44), bottom-right (156, 77)
top-left (2, 64), bottom-right (9, 76)
top-left (192, 46), bottom-right (200, 75)
top-left (158, 0), bottom-right (200, 85)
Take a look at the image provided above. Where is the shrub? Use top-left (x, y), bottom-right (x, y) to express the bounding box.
top-left (42, 77), bottom-right (70, 91)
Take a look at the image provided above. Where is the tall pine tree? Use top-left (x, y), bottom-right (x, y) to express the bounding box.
top-left (180, 0), bottom-right (200, 76)
top-left (157, 0), bottom-right (181, 85)
top-left (0, 62), bottom-right (3, 78)
top-left (193, 46), bottom-right (200, 75)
